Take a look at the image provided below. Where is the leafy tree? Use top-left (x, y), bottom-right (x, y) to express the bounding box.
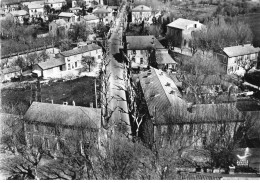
top-left (68, 22), bottom-right (91, 41)
top-left (81, 56), bottom-right (95, 72)
top-left (39, 49), bottom-right (50, 62)
top-left (59, 39), bottom-right (72, 51)
top-left (13, 56), bottom-right (27, 72)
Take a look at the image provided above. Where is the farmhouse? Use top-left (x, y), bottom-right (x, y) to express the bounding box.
top-left (166, 18), bottom-right (204, 49)
top-left (26, 3), bottom-right (45, 18)
top-left (214, 44), bottom-right (260, 75)
top-left (23, 102), bottom-right (101, 157)
top-left (32, 57), bottom-right (65, 78)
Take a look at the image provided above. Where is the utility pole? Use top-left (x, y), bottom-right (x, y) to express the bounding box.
top-left (94, 78), bottom-right (98, 108)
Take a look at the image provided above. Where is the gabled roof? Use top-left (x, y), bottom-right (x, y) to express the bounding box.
top-left (126, 36), bottom-right (165, 50)
top-left (167, 18), bottom-right (200, 30)
top-left (1, 66), bottom-right (21, 74)
top-left (156, 50), bottom-right (177, 65)
top-left (60, 44), bottom-right (101, 57)
top-left (37, 57), bottom-right (65, 70)
top-left (83, 14), bottom-right (99, 21)
top-left (27, 3), bottom-right (44, 9)
top-left (58, 12), bottom-right (75, 17)
top-left (51, 18), bottom-right (67, 26)
top-left (24, 102), bottom-right (101, 128)
top-left (93, 7), bottom-right (111, 14)
top-left (10, 10), bottom-right (28, 16)
top-left (45, 0), bottom-right (66, 4)
top-left (132, 5), bottom-right (152, 12)
top-left (223, 44), bottom-right (260, 58)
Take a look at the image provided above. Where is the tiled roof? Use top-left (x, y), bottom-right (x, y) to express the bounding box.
top-left (1, 66), bottom-right (21, 74)
top-left (139, 68), bottom-right (245, 124)
top-left (24, 102), bottom-right (101, 128)
top-left (223, 44), bottom-right (260, 58)
top-left (58, 12), bottom-right (75, 17)
top-left (132, 5), bottom-right (152, 12)
top-left (126, 36), bottom-right (165, 50)
top-left (27, 3), bottom-right (44, 9)
top-left (10, 10), bottom-right (28, 16)
top-left (60, 44), bottom-right (101, 57)
top-left (167, 18), bottom-right (200, 30)
top-left (93, 8), bottom-right (111, 14)
top-left (156, 50), bottom-right (177, 65)
top-left (83, 14), bottom-right (99, 21)
top-left (37, 57), bottom-right (65, 70)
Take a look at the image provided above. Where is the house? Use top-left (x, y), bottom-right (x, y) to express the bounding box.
top-left (26, 3), bottom-right (45, 18)
top-left (32, 57), bottom-right (66, 78)
top-left (69, 7), bottom-right (82, 14)
top-left (45, 0), bottom-right (66, 11)
top-left (49, 19), bottom-right (71, 37)
top-left (0, 0), bottom-right (20, 14)
top-left (23, 102), bottom-right (101, 157)
top-left (71, 0), bottom-right (103, 8)
top-left (1, 66), bottom-right (21, 81)
top-left (59, 43), bottom-right (102, 75)
top-left (155, 49), bottom-right (178, 71)
top-left (58, 12), bottom-right (77, 23)
top-left (92, 7), bottom-right (111, 22)
top-left (166, 18), bottom-right (204, 49)
top-left (137, 67), bottom-right (245, 148)
top-left (80, 14), bottom-right (99, 25)
top-left (126, 36), bottom-right (165, 68)
top-left (6, 10), bottom-right (28, 24)
top-left (131, 5), bottom-right (152, 24)
top-left (213, 44), bottom-right (260, 75)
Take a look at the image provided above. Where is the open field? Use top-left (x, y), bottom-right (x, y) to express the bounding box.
top-left (1, 76), bottom-right (100, 115)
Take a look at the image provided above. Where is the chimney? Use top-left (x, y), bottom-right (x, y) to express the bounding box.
top-left (90, 102), bottom-right (93, 108)
top-left (51, 99), bottom-right (53, 104)
top-left (73, 100), bottom-right (75, 106)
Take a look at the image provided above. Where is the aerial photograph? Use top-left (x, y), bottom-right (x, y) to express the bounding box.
top-left (0, 0), bottom-right (260, 180)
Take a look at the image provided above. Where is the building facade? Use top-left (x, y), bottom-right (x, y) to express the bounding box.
top-left (131, 5), bottom-right (152, 24)
top-left (213, 44), bottom-right (260, 75)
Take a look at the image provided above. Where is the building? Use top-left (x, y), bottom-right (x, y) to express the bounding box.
top-left (0, 0), bottom-right (20, 14)
top-left (58, 12), bottom-right (77, 23)
top-left (131, 5), bottom-right (152, 24)
top-left (45, 0), bottom-right (66, 11)
top-left (137, 67), bottom-right (245, 148)
top-left (26, 3), bottom-right (45, 18)
top-left (69, 7), bottom-right (82, 14)
top-left (213, 44), bottom-right (260, 75)
top-left (126, 36), bottom-right (165, 68)
top-left (5, 10), bottom-right (28, 24)
top-left (80, 14), bottom-right (99, 25)
top-left (166, 18), bottom-right (204, 49)
top-left (32, 57), bottom-right (66, 78)
top-left (155, 49), bottom-right (178, 71)
top-left (49, 19), bottom-right (71, 37)
top-left (23, 102), bottom-right (101, 157)
top-left (1, 66), bottom-right (21, 81)
top-left (59, 43), bottom-right (102, 75)
top-left (92, 7), bottom-right (111, 22)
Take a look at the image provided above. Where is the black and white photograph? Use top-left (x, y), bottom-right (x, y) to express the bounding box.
top-left (0, 0), bottom-right (260, 180)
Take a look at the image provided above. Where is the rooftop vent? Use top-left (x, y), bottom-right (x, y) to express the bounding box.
top-left (169, 90), bottom-right (175, 94)
top-left (165, 82), bottom-right (170, 86)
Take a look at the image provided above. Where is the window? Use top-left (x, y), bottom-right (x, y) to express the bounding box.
top-left (67, 58), bottom-right (70, 62)
top-left (72, 63), bottom-right (74, 69)
top-left (194, 24), bottom-right (197, 28)
top-left (68, 63), bottom-right (71, 70)
top-left (44, 138), bottom-right (49, 149)
top-left (98, 55), bottom-right (101, 59)
top-left (132, 50), bottom-right (136, 55)
top-left (96, 50), bottom-right (98, 54)
top-left (60, 65), bottom-right (62, 71)
top-left (140, 58), bottom-right (143, 64)
top-left (75, 61), bottom-right (77, 68)
top-left (34, 124), bottom-right (39, 132)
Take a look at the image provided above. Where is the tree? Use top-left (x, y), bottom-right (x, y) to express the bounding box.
top-left (68, 22), bottom-right (91, 42)
top-left (44, 5), bottom-right (51, 14)
top-left (13, 56), bottom-right (27, 72)
top-left (39, 49), bottom-right (50, 62)
top-left (81, 56), bottom-right (95, 72)
top-left (59, 39), bottom-right (72, 51)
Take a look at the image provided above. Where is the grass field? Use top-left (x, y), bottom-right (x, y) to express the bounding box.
top-left (1, 76), bottom-right (100, 115)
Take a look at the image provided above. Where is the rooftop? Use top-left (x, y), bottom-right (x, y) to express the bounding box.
top-left (58, 12), bottom-right (75, 17)
top-left (126, 36), bottom-right (165, 50)
top-left (51, 18), bottom-right (67, 26)
top-left (1, 66), bottom-right (21, 74)
top-left (93, 7), bottom-right (111, 14)
top-left (223, 44), bottom-right (260, 58)
top-left (156, 50), bottom-right (178, 65)
top-left (60, 43), bottom-right (101, 57)
top-left (27, 3), bottom-right (44, 9)
top-left (10, 10), bottom-right (28, 16)
top-left (132, 5), bottom-right (152, 12)
top-left (37, 57), bottom-right (65, 70)
top-left (24, 102), bottom-right (101, 128)
top-left (167, 18), bottom-right (200, 30)
top-left (45, 0), bottom-right (66, 4)
top-left (83, 14), bottom-right (99, 21)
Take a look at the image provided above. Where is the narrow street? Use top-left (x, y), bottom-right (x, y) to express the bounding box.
top-left (106, 3), bottom-right (131, 136)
